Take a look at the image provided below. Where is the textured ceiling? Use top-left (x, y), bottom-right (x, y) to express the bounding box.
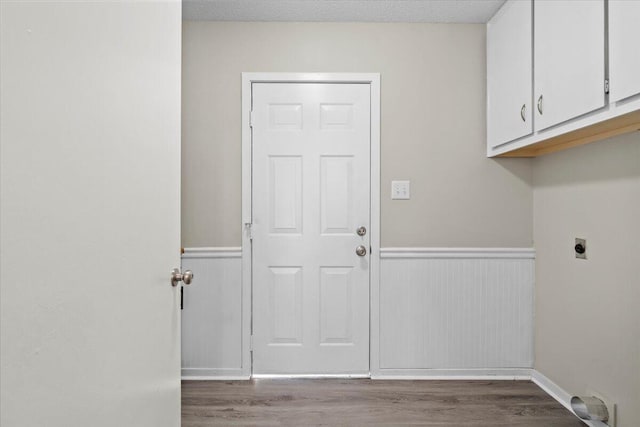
top-left (183, 0), bottom-right (506, 23)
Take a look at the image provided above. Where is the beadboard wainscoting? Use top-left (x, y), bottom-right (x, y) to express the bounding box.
top-left (373, 248), bottom-right (535, 378)
top-left (181, 247), bottom-right (247, 379)
top-left (181, 247), bottom-right (535, 380)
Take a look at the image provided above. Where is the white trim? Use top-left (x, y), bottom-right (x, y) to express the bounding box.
top-left (241, 72), bottom-right (381, 84)
top-left (181, 367), bottom-right (248, 379)
top-left (531, 370), bottom-right (603, 426)
top-left (252, 374), bottom-right (372, 379)
top-left (380, 247), bottom-right (536, 259)
top-left (241, 75), bottom-right (253, 379)
top-left (531, 370), bottom-right (602, 426)
top-left (531, 370), bottom-right (574, 412)
top-left (241, 72), bottom-right (381, 376)
top-left (181, 247), bottom-right (242, 259)
top-left (182, 376), bottom-right (250, 381)
top-left (373, 368), bottom-right (533, 380)
top-left (369, 74), bottom-right (381, 379)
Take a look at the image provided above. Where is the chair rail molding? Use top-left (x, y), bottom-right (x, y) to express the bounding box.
top-left (182, 247), bottom-right (242, 259)
top-left (380, 247), bottom-right (536, 259)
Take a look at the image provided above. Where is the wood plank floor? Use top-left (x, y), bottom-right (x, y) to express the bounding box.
top-left (182, 379), bottom-right (585, 426)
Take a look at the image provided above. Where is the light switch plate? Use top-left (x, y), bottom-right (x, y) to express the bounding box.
top-left (391, 180), bottom-right (410, 200)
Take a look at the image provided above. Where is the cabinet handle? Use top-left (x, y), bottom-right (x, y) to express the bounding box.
top-left (537, 95), bottom-right (543, 115)
top-left (520, 104), bottom-right (526, 122)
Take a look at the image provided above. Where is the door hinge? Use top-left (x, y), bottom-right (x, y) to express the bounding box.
top-left (605, 79), bottom-right (610, 94)
top-left (249, 110), bottom-right (255, 128)
top-left (244, 222), bottom-right (253, 241)
top-left (249, 335), bottom-right (254, 351)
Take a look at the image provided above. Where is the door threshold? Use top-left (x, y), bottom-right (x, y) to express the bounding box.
top-left (252, 374), bottom-right (371, 379)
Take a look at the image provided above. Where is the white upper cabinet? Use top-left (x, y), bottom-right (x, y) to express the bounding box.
top-left (487, 0), bottom-right (532, 148)
top-left (609, 0), bottom-right (640, 103)
top-left (534, 0), bottom-right (605, 131)
top-left (486, 0), bottom-right (640, 157)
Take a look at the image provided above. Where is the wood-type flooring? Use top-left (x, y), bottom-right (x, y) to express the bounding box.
top-left (182, 379), bottom-right (585, 426)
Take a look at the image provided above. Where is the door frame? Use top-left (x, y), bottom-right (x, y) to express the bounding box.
top-left (241, 73), bottom-right (381, 377)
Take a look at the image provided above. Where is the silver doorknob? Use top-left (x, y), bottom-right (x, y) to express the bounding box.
top-left (355, 245), bottom-right (367, 257)
top-left (356, 226), bottom-right (367, 236)
top-left (171, 268), bottom-right (194, 287)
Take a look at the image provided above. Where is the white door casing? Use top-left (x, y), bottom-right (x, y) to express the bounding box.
top-left (241, 74), bottom-right (380, 376)
top-left (0, 2), bottom-right (181, 426)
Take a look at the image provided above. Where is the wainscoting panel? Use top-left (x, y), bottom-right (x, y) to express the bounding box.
top-left (181, 247), bottom-right (534, 378)
top-left (376, 248), bottom-right (535, 374)
top-left (181, 248), bottom-right (245, 378)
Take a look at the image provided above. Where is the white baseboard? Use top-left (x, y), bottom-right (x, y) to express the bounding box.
top-left (181, 368), bottom-right (247, 380)
top-left (531, 370), bottom-right (604, 427)
top-left (182, 375), bottom-right (250, 381)
top-left (531, 370), bottom-right (574, 412)
top-left (372, 368), bottom-right (533, 380)
top-left (252, 374), bottom-right (371, 379)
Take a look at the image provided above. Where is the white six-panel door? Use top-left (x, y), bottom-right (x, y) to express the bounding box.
top-left (251, 83), bottom-right (371, 375)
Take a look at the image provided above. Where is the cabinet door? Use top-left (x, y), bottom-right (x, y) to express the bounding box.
top-left (534, 0), bottom-right (605, 131)
top-left (609, 0), bottom-right (640, 103)
top-left (487, 0), bottom-right (532, 148)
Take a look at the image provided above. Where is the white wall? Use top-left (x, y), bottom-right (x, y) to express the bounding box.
top-left (181, 21), bottom-right (533, 248)
top-left (533, 133), bottom-right (640, 427)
